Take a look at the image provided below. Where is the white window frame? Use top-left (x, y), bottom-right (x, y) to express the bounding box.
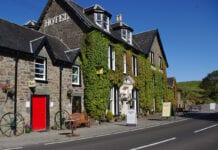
top-left (127, 31), bottom-right (132, 45)
top-left (123, 53), bottom-right (127, 74)
top-left (94, 13), bottom-right (109, 32)
top-left (112, 50), bottom-right (115, 71)
top-left (35, 57), bottom-right (46, 81)
top-left (159, 56), bottom-right (163, 69)
top-left (152, 75), bottom-right (155, 87)
top-left (108, 46), bottom-right (115, 71)
top-left (110, 86), bottom-right (119, 115)
top-left (132, 55), bottom-right (137, 76)
top-left (121, 29), bottom-right (127, 40)
top-left (121, 29), bottom-right (132, 45)
top-left (72, 66), bottom-right (80, 85)
top-left (150, 51), bottom-right (155, 65)
top-left (153, 97), bottom-right (156, 112)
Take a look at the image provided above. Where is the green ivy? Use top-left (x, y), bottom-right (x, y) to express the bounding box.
top-left (81, 30), bottom-right (110, 119)
top-left (81, 30), bottom-right (169, 117)
top-left (109, 44), bottom-right (124, 87)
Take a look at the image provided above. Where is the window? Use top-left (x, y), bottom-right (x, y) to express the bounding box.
top-left (108, 46), bottom-right (115, 71)
top-left (152, 75), bottom-right (156, 87)
top-left (35, 57), bottom-right (47, 81)
top-left (95, 13), bottom-right (109, 32)
top-left (132, 55), bottom-right (137, 76)
top-left (150, 51), bottom-right (154, 65)
top-left (121, 29), bottom-right (132, 44)
top-left (159, 56), bottom-right (163, 69)
top-left (103, 15), bottom-right (108, 30)
top-left (121, 29), bottom-right (127, 40)
top-left (72, 66), bottom-right (80, 85)
top-left (123, 53), bottom-right (127, 74)
top-left (110, 86), bottom-right (119, 115)
top-left (96, 13), bottom-right (101, 25)
top-left (153, 97), bottom-right (156, 112)
top-left (132, 89), bottom-right (139, 113)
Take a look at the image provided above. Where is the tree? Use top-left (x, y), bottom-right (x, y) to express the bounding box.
top-left (200, 70), bottom-right (218, 102)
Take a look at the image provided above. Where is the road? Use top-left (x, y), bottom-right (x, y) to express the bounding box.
top-left (23, 112), bottom-right (218, 150)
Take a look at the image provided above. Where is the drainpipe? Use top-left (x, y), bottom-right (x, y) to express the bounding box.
top-left (13, 54), bottom-right (19, 135)
top-left (59, 66), bottom-right (63, 129)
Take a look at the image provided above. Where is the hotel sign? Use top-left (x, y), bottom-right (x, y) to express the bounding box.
top-left (44, 13), bottom-right (70, 27)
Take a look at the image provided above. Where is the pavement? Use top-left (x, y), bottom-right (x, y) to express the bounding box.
top-left (0, 115), bottom-right (187, 150)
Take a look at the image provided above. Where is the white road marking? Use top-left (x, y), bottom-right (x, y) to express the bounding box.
top-left (130, 137), bottom-right (176, 150)
top-left (194, 124), bottom-right (218, 133)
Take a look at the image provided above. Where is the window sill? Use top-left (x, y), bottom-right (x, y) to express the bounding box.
top-left (72, 84), bottom-right (81, 87)
top-left (35, 80), bottom-right (48, 84)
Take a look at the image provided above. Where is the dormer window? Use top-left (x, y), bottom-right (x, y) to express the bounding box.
top-left (121, 29), bottom-right (132, 45)
top-left (95, 13), bottom-right (109, 32)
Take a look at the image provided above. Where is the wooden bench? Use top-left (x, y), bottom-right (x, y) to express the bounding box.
top-left (67, 113), bottom-right (91, 128)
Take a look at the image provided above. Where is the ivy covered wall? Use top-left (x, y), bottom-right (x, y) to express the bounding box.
top-left (81, 30), bottom-right (110, 119)
top-left (81, 30), bottom-right (169, 118)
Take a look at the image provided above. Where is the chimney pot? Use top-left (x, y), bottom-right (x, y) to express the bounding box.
top-left (116, 14), bottom-right (122, 22)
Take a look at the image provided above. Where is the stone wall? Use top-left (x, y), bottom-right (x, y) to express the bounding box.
top-left (151, 36), bottom-right (164, 67)
top-left (38, 0), bottom-right (85, 112)
top-left (0, 46), bottom-right (82, 133)
top-left (0, 55), bottom-right (16, 115)
top-left (39, 0), bottom-right (84, 49)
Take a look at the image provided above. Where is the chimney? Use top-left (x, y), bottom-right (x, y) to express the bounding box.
top-left (116, 14), bottom-right (122, 22)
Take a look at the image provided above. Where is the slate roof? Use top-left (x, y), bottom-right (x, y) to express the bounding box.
top-left (111, 22), bottom-right (133, 32)
top-left (65, 48), bottom-right (80, 64)
top-left (0, 18), bottom-right (78, 66)
top-left (37, 0), bottom-right (168, 66)
top-left (84, 4), bottom-right (112, 19)
top-left (133, 29), bottom-right (169, 67)
top-left (37, 0), bottom-right (143, 54)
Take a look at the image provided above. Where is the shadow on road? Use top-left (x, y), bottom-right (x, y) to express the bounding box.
top-left (179, 112), bottom-right (218, 122)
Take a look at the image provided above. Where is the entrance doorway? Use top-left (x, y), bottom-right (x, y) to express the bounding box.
top-left (31, 95), bottom-right (49, 131)
top-left (72, 96), bottom-right (81, 113)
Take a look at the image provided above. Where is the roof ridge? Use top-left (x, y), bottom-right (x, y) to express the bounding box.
top-left (45, 33), bottom-right (71, 50)
top-left (133, 28), bottom-right (158, 36)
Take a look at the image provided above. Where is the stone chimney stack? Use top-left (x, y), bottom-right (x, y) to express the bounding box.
top-left (116, 14), bottom-right (122, 22)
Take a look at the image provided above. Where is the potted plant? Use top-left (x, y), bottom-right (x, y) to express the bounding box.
top-left (25, 123), bottom-right (31, 133)
top-left (1, 80), bottom-right (14, 99)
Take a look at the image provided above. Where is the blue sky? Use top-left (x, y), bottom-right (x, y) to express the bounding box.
top-left (0, 0), bottom-right (217, 82)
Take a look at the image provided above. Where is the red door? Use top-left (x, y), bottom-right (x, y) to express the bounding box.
top-left (31, 96), bottom-right (47, 131)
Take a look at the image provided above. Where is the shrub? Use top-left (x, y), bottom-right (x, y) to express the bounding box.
top-left (106, 110), bottom-right (113, 122)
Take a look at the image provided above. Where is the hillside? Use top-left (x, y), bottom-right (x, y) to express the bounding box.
top-left (177, 81), bottom-right (206, 104)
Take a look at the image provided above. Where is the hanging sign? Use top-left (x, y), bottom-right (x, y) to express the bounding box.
top-left (28, 80), bottom-right (36, 88)
top-left (96, 68), bottom-right (103, 75)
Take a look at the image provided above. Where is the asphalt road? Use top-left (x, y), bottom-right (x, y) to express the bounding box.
top-left (23, 112), bottom-right (218, 150)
